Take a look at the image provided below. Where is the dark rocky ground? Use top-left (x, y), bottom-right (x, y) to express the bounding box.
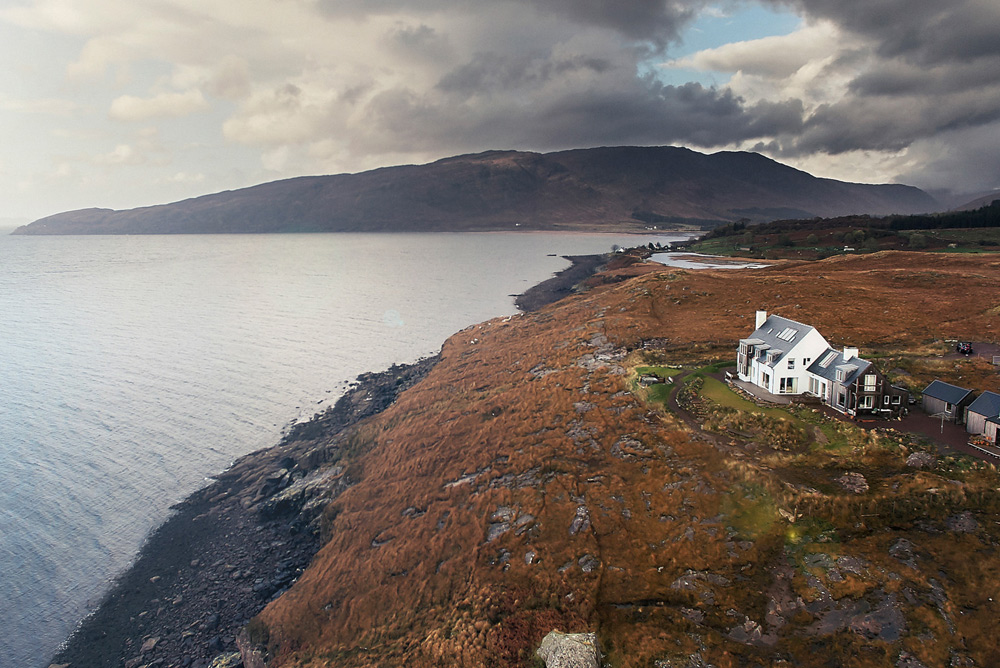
top-left (514, 254), bottom-right (606, 312)
top-left (50, 356), bottom-right (439, 668)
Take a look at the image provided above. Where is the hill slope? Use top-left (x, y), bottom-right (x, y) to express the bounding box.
top-left (246, 251), bottom-right (1000, 667)
top-left (13, 147), bottom-right (937, 234)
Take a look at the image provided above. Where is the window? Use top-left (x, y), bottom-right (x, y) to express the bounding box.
top-left (819, 351), bottom-right (838, 368)
top-left (803, 358), bottom-right (811, 366)
top-left (780, 377), bottom-right (797, 393)
top-left (787, 358), bottom-right (795, 370)
top-left (884, 395), bottom-right (890, 405)
top-left (777, 327), bottom-right (798, 342)
top-left (861, 395), bottom-right (874, 409)
top-left (837, 392), bottom-right (846, 407)
top-left (892, 396), bottom-right (901, 405)
top-left (836, 369), bottom-right (845, 382)
top-left (864, 374), bottom-right (876, 391)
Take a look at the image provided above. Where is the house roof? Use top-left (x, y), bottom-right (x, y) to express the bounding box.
top-left (922, 380), bottom-right (974, 405)
top-left (967, 391), bottom-right (1000, 418)
top-left (806, 348), bottom-right (871, 385)
top-left (746, 314), bottom-right (820, 367)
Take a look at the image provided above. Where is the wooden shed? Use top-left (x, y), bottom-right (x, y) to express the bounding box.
top-left (921, 380), bottom-right (974, 424)
top-left (966, 391), bottom-right (1000, 435)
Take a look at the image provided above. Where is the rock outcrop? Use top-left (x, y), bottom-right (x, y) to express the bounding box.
top-left (536, 631), bottom-right (601, 668)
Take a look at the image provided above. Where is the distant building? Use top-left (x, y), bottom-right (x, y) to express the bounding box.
top-left (921, 380), bottom-right (975, 424)
top-left (737, 311), bottom-right (908, 417)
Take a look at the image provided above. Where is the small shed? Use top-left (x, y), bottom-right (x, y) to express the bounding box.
top-left (966, 391), bottom-right (1000, 435)
top-left (985, 417), bottom-right (1000, 444)
top-left (921, 380), bottom-right (974, 424)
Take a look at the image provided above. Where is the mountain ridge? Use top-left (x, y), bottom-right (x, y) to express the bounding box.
top-left (13, 146), bottom-right (938, 235)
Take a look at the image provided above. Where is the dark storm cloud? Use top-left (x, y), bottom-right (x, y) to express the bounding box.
top-left (777, 84), bottom-right (1000, 157)
top-left (848, 59), bottom-right (1000, 97)
top-left (519, 0), bottom-right (701, 43)
top-left (437, 52), bottom-right (613, 95)
top-left (317, 0), bottom-right (704, 43)
top-left (360, 70), bottom-right (806, 156)
top-left (772, 0), bottom-right (1000, 65)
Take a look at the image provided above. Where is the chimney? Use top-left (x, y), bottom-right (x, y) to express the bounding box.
top-left (844, 347), bottom-right (859, 361)
top-left (755, 310), bottom-right (767, 329)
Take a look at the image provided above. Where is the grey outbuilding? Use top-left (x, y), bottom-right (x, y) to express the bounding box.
top-left (966, 391), bottom-right (1000, 437)
top-left (921, 380), bottom-right (974, 424)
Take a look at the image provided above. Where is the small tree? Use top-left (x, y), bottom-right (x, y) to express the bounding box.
top-left (805, 233), bottom-right (819, 245)
top-left (909, 233), bottom-right (928, 249)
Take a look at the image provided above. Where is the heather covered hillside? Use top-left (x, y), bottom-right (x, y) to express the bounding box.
top-left (236, 251), bottom-right (1000, 668)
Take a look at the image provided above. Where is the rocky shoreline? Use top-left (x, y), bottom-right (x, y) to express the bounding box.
top-left (49, 251), bottom-right (609, 668)
top-left (50, 356), bottom-right (439, 668)
top-left (513, 253), bottom-right (607, 312)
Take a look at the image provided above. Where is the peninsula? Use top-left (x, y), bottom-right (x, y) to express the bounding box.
top-left (52, 247), bottom-right (1000, 668)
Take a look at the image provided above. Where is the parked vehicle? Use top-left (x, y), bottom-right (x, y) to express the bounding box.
top-left (957, 341), bottom-right (974, 355)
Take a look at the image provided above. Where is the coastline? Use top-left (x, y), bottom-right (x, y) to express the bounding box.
top-left (514, 253), bottom-right (607, 312)
top-left (49, 251), bottom-right (609, 668)
top-left (50, 357), bottom-right (438, 668)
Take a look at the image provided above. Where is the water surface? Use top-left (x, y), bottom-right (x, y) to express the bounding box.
top-left (0, 231), bottom-right (681, 666)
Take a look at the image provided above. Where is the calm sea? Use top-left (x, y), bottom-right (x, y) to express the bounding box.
top-left (0, 231), bottom-right (680, 667)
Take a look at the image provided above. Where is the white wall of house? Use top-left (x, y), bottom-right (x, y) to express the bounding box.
top-left (747, 328), bottom-right (829, 395)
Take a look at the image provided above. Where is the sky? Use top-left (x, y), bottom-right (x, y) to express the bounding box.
top-left (0, 0), bottom-right (997, 221)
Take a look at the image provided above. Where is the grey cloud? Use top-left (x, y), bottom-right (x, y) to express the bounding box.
top-left (774, 0), bottom-right (1000, 66)
top-left (849, 59), bottom-right (1000, 97)
top-left (392, 23), bottom-right (438, 49)
top-left (894, 121), bottom-right (1000, 193)
top-left (437, 52), bottom-right (613, 95)
top-left (317, 0), bottom-right (706, 43)
top-left (518, 0), bottom-right (703, 43)
top-left (780, 86), bottom-right (1000, 156)
top-left (358, 71), bottom-right (806, 157)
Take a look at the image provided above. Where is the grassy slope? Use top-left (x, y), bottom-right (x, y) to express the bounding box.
top-left (254, 251), bottom-right (1000, 667)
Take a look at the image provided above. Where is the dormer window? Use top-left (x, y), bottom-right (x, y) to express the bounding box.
top-left (836, 369), bottom-right (845, 382)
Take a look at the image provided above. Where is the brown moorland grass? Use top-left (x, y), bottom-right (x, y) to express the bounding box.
top-left (254, 251), bottom-right (1000, 668)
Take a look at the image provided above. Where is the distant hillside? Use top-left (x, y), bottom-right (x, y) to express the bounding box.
top-left (13, 147), bottom-right (938, 235)
top-left (955, 192), bottom-right (1000, 211)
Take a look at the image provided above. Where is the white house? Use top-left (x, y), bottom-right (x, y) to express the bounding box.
top-left (737, 311), bottom-right (831, 396)
top-left (736, 311), bottom-right (909, 416)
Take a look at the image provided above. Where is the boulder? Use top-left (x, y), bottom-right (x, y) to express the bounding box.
top-left (905, 452), bottom-right (935, 469)
top-left (208, 653), bottom-right (244, 668)
top-left (536, 631), bottom-right (601, 668)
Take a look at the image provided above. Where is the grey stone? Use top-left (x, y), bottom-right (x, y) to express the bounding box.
top-left (905, 452), bottom-right (936, 469)
top-left (945, 511), bottom-right (979, 533)
top-left (208, 653), bottom-right (243, 668)
top-left (569, 506), bottom-right (591, 536)
top-left (578, 554), bottom-right (600, 573)
top-left (889, 538), bottom-right (915, 562)
top-left (837, 472), bottom-right (869, 494)
top-left (536, 630), bottom-right (601, 668)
